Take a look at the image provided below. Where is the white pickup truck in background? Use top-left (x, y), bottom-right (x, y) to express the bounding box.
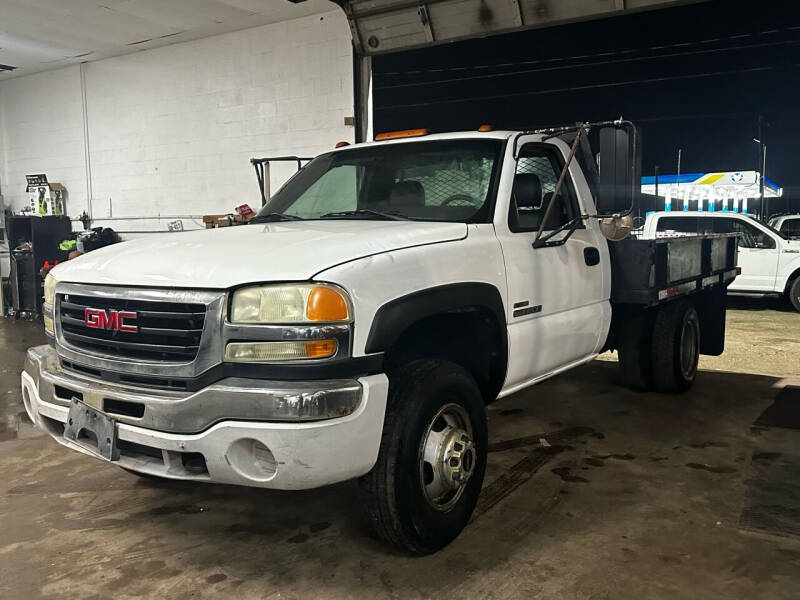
top-left (21, 121), bottom-right (739, 554)
top-left (642, 211), bottom-right (800, 312)
top-left (768, 214), bottom-right (800, 240)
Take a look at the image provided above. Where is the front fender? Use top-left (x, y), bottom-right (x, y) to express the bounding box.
top-left (779, 252), bottom-right (800, 291)
top-left (365, 282), bottom-right (507, 353)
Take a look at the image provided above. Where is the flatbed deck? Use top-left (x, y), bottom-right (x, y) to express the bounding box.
top-left (609, 233), bottom-right (738, 305)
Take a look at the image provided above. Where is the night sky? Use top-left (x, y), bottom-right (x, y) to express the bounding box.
top-left (372, 0), bottom-right (800, 213)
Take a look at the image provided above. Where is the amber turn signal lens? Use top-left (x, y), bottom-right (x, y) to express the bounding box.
top-left (225, 340), bottom-right (337, 362)
top-left (375, 128), bottom-right (428, 141)
top-left (306, 339), bottom-right (338, 358)
top-left (306, 286), bottom-right (350, 321)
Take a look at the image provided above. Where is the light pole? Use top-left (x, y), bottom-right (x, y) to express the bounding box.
top-left (753, 137), bottom-right (767, 221)
top-left (654, 164), bottom-right (660, 200)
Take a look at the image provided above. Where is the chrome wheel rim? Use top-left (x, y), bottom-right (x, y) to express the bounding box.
top-left (418, 403), bottom-right (476, 511)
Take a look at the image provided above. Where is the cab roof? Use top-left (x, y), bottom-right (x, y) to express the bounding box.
top-left (334, 130), bottom-right (547, 153)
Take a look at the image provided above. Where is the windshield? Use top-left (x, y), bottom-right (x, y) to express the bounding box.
top-left (257, 139), bottom-right (504, 223)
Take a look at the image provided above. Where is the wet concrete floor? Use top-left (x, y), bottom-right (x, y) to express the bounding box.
top-left (1, 303), bottom-right (799, 599)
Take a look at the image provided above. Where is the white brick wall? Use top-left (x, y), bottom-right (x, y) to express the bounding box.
top-left (0, 65), bottom-right (87, 216)
top-left (0, 10), bottom-right (354, 234)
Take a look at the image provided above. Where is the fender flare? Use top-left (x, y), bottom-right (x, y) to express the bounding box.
top-left (783, 265), bottom-right (800, 293)
top-left (364, 282), bottom-right (507, 354)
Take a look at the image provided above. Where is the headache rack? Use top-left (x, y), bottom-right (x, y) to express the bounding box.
top-left (250, 156), bottom-right (313, 207)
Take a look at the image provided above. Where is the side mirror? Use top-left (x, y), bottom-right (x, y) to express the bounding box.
top-left (596, 123), bottom-right (641, 216)
top-left (754, 238), bottom-right (773, 249)
top-left (599, 213), bottom-right (634, 241)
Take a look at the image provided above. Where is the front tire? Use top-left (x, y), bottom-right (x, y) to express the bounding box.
top-left (652, 300), bottom-right (700, 393)
top-left (358, 359), bottom-right (487, 554)
top-left (789, 277), bottom-right (800, 313)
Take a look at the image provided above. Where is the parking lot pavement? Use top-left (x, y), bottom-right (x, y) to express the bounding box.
top-left (708, 297), bottom-right (800, 376)
top-left (2, 308), bottom-right (799, 600)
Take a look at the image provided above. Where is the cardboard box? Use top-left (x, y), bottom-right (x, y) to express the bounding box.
top-left (26, 174), bottom-right (66, 216)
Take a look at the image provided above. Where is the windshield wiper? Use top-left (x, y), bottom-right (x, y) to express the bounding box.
top-left (319, 209), bottom-right (409, 221)
top-left (249, 213), bottom-right (304, 224)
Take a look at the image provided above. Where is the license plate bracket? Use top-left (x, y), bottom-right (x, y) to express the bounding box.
top-left (64, 398), bottom-right (120, 461)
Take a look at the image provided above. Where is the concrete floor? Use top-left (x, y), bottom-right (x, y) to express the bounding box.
top-left (2, 300), bottom-right (800, 599)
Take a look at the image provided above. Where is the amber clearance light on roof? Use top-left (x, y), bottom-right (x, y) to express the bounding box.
top-left (375, 128), bottom-right (428, 141)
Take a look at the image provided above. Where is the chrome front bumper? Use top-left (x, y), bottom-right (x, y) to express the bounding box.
top-left (21, 345), bottom-right (389, 490)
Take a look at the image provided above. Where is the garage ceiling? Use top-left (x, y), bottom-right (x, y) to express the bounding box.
top-left (0, 0), bottom-right (334, 80)
top-left (337, 0), bottom-right (707, 55)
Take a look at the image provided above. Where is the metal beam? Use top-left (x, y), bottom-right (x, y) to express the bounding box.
top-left (335, 0), bottom-right (707, 56)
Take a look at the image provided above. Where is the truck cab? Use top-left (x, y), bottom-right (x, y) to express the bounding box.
top-left (21, 124), bottom-right (738, 553)
top-left (769, 214), bottom-right (800, 240)
top-left (642, 211), bottom-right (800, 310)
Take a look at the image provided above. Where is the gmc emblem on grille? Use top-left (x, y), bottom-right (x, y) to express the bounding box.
top-left (84, 308), bottom-right (138, 333)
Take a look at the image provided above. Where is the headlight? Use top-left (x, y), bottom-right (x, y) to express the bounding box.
top-left (43, 273), bottom-right (57, 335)
top-left (44, 273), bottom-right (57, 306)
top-left (230, 283), bottom-right (351, 324)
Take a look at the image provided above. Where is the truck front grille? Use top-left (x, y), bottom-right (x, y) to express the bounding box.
top-left (58, 293), bottom-right (206, 362)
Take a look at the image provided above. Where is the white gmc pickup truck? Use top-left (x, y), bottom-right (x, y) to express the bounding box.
top-left (21, 122), bottom-right (738, 553)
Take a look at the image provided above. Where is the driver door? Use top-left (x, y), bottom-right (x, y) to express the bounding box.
top-left (497, 140), bottom-right (609, 390)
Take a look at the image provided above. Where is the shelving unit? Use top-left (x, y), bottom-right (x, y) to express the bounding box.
top-left (7, 215), bottom-right (72, 315)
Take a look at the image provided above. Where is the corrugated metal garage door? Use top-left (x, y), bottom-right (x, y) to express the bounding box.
top-left (336, 0), bottom-right (704, 55)
top-left (363, 0), bottom-right (800, 210)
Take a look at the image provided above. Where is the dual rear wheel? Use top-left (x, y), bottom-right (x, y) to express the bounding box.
top-left (618, 299), bottom-right (700, 393)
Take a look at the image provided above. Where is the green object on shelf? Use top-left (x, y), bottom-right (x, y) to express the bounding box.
top-left (59, 239), bottom-right (77, 251)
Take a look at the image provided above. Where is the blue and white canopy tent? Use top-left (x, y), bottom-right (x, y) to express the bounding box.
top-left (640, 171), bottom-right (783, 215)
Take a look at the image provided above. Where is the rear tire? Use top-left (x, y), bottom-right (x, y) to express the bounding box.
top-left (617, 311), bottom-right (655, 390)
top-left (652, 300), bottom-right (700, 393)
top-left (789, 277), bottom-right (800, 313)
top-left (358, 359), bottom-right (487, 554)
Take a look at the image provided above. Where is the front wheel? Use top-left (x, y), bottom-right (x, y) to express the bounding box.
top-left (358, 359), bottom-right (487, 554)
top-left (789, 277), bottom-right (800, 313)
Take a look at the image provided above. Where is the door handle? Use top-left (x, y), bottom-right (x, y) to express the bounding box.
top-left (584, 247), bottom-right (600, 266)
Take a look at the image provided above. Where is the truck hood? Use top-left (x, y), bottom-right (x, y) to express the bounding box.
top-left (52, 220), bottom-right (467, 289)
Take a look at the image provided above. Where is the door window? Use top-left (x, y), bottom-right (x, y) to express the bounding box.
top-left (780, 219), bottom-right (800, 237)
top-left (697, 217), bottom-right (713, 234)
top-left (712, 217), bottom-right (775, 249)
top-left (509, 146), bottom-right (579, 232)
top-left (656, 216), bottom-right (698, 234)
